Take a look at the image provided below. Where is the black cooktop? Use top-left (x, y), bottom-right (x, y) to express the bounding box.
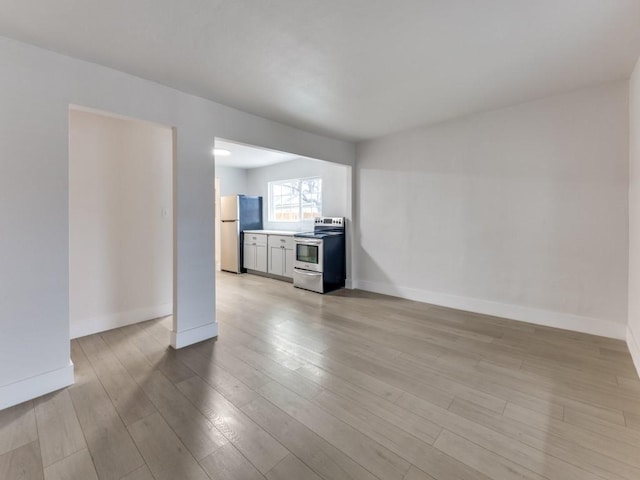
top-left (294, 231), bottom-right (344, 239)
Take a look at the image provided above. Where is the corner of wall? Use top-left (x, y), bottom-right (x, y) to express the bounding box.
top-left (70, 303), bottom-right (173, 339)
top-left (627, 325), bottom-right (640, 379)
top-left (627, 55), bottom-right (640, 380)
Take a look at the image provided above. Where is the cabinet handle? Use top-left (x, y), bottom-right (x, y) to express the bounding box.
top-left (294, 267), bottom-right (320, 276)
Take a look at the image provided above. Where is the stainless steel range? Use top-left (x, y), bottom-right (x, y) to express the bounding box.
top-left (293, 217), bottom-right (346, 293)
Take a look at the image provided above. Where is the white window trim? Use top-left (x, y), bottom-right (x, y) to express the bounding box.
top-left (268, 176), bottom-right (322, 223)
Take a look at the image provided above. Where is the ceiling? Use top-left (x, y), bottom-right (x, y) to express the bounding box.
top-left (215, 139), bottom-right (301, 169)
top-left (1, 1), bottom-right (639, 141)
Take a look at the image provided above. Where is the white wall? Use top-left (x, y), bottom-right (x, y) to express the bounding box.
top-left (0, 36), bottom-right (355, 409)
top-left (216, 166), bottom-right (248, 196)
top-left (246, 157), bottom-right (350, 232)
top-left (356, 81), bottom-right (629, 339)
top-left (69, 110), bottom-right (173, 339)
top-left (628, 57), bottom-right (640, 374)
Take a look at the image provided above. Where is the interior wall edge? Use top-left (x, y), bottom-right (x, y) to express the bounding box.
top-left (357, 279), bottom-right (627, 340)
top-left (627, 325), bottom-right (640, 379)
top-left (0, 361), bottom-right (74, 410)
top-left (627, 54), bottom-right (640, 380)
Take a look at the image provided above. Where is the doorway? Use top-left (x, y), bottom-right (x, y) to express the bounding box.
top-left (68, 106), bottom-right (175, 339)
top-left (215, 176), bottom-right (221, 271)
top-left (213, 138), bottom-right (353, 289)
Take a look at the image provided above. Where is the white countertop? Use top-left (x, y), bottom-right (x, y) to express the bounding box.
top-left (243, 229), bottom-right (298, 236)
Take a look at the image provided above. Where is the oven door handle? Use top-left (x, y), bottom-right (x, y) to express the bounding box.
top-left (295, 239), bottom-right (322, 246)
top-left (294, 268), bottom-right (321, 276)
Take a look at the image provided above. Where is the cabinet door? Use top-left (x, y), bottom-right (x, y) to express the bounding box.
top-left (283, 246), bottom-right (295, 279)
top-left (268, 245), bottom-right (284, 276)
top-left (255, 244), bottom-right (268, 273)
top-left (243, 243), bottom-right (255, 270)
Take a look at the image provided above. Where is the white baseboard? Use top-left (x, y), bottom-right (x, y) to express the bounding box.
top-left (70, 303), bottom-right (173, 339)
top-left (357, 280), bottom-right (626, 340)
top-left (171, 322), bottom-right (218, 349)
top-left (345, 278), bottom-right (354, 289)
top-left (627, 326), bottom-right (640, 379)
top-left (0, 360), bottom-right (74, 410)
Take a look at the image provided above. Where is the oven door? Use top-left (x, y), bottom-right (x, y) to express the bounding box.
top-left (294, 238), bottom-right (323, 272)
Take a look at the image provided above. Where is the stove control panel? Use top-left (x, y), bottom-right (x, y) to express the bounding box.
top-left (314, 217), bottom-right (344, 227)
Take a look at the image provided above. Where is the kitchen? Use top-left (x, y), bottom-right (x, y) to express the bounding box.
top-left (214, 139), bottom-right (351, 294)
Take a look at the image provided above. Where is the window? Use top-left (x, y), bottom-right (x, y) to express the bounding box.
top-left (269, 177), bottom-right (322, 222)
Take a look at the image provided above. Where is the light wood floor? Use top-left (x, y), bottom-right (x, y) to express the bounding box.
top-left (2, 272), bottom-right (640, 480)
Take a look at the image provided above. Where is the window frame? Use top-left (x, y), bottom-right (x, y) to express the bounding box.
top-left (268, 176), bottom-right (322, 223)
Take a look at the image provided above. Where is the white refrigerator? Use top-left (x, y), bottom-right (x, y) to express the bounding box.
top-left (220, 195), bottom-right (263, 273)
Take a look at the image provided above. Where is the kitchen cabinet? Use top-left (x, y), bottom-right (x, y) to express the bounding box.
top-left (243, 233), bottom-right (267, 273)
top-left (268, 235), bottom-right (295, 278)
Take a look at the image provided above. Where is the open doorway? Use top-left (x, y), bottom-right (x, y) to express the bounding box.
top-left (68, 106), bottom-right (174, 339)
top-left (213, 138), bottom-right (353, 295)
top-left (215, 176), bottom-right (221, 271)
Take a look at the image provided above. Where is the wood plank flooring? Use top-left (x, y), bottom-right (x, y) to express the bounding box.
top-left (1, 272), bottom-right (639, 480)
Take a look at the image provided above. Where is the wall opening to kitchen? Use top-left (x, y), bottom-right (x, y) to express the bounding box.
top-left (213, 138), bottom-right (353, 297)
top-left (68, 106), bottom-right (175, 339)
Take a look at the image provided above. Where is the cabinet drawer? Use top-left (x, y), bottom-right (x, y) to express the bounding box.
top-left (244, 233), bottom-right (267, 245)
top-left (267, 235), bottom-right (295, 249)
